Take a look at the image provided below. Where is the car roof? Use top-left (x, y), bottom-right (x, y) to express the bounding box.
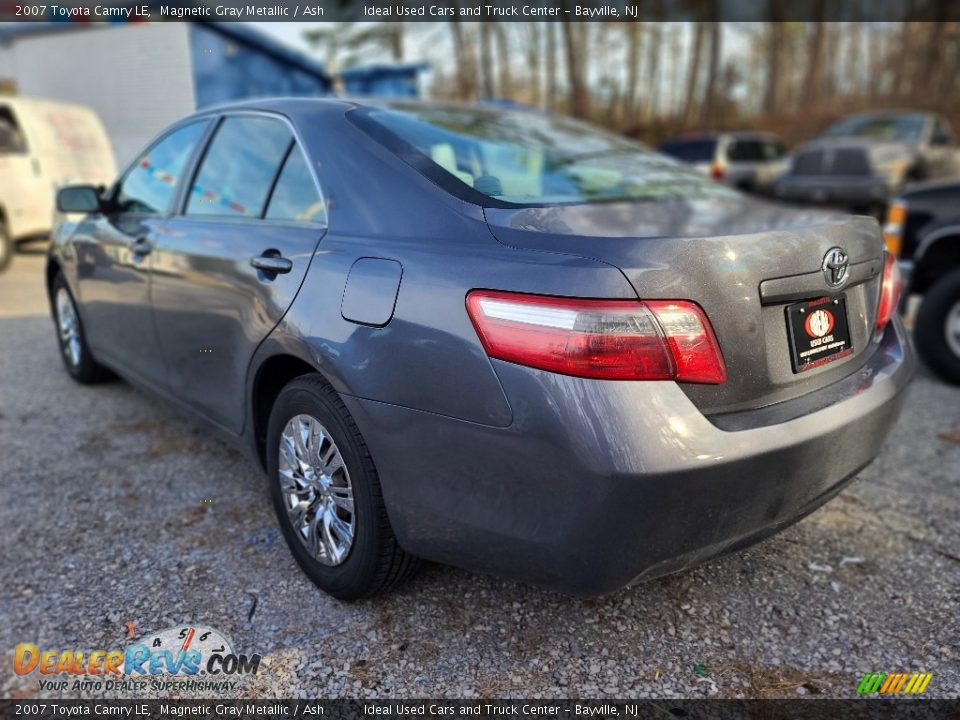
top-left (834, 109), bottom-right (935, 122)
top-left (185, 95), bottom-right (511, 118)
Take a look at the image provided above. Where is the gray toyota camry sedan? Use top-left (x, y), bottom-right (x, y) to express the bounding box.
top-left (49, 99), bottom-right (914, 599)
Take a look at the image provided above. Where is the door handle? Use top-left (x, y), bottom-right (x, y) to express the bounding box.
top-left (130, 237), bottom-right (152, 255)
top-left (250, 254), bottom-right (293, 274)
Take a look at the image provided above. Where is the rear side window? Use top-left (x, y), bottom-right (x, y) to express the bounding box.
top-left (117, 121), bottom-right (207, 215)
top-left (0, 106), bottom-right (27, 154)
top-left (187, 116), bottom-right (291, 219)
top-left (265, 147), bottom-right (326, 224)
top-left (765, 140), bottom-right (786, 159)
top-left (727, 140), bottom-right (765, 162)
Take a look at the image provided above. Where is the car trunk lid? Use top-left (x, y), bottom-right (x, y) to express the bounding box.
top-left (484, 195), bottom-right (886, 415)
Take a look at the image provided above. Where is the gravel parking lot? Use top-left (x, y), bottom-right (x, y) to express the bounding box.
top-left (1, 251), bottom-right (958, 700)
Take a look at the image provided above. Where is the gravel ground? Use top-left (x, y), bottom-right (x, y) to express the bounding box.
top-left (1, 251), bottom-right (958, 701)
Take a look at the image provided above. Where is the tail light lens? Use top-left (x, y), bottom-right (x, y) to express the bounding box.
top-left (465, 291), bottom-right (726, 384)
top-left (876, 252), bottom-right (903, 331)
top-left (883, 199), bottom-right (907, 257)
top-left (710, 163), bottom-right (725, 181)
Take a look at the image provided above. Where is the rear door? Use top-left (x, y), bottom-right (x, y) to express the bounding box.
top-left (150, 113), bottom-right (327, 433)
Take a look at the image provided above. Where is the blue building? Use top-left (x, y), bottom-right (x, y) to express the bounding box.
top-left (189, 23), bottom-right (333, 107)
top-left (338, 63), bottom-right (429, 98)
top-left (0, 21), bottom-right (332, 163)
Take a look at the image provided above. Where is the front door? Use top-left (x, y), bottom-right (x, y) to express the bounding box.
top-left (72, 120), bottom-right (210, 386)
top-left (150, 114), bottom-right (327, 433)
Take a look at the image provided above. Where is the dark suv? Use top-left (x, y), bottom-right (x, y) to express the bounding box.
top-left (884, 180), bottom-right (960, 382)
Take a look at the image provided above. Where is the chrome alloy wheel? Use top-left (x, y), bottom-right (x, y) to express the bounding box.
top-left (56, 287), bottom-right (81, 367)
top-left (946, 299), bottom-right (960, 358)
top-left (278, 414), bottom-right (355, 566)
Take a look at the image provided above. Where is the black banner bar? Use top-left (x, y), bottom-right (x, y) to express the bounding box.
top-left (2, 699), bottom-right (960, 720)
top-left (2, 0), bottom-right (960, 23)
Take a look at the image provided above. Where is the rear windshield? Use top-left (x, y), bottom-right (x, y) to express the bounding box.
top-left (822, 114), bottom-right (926, 143)
top-left (727, 138), bottom-right (785, 162)
top-left (357, 104), bottom-right (733, 207)
top-left (658, 139), bottom-right (717, 163)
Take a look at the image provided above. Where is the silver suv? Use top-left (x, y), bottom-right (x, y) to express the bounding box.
top-left (659, 131), bottom-right (788, 192)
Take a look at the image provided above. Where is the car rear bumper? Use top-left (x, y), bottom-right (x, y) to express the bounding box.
top-left (343, 318), bottom-right (914, 596)
top-left (775, 175), bottom-right (892, 205)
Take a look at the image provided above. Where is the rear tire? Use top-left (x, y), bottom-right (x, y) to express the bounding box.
top-left (266, 374), bottom-right (419, 599)
top-left (915, 268), bottom-right (960, 384)
top-left (51, 273), bottom-right (112, 384)
top-left (0, 223), bottom-right (12, 272)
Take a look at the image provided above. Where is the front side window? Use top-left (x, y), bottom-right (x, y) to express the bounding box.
top-left (186, 116), bottom-right (292, 219)
top-left (726, 140), bottom-right (765, 162)
top-left (932, 118), bottom-right (952, 145)
top-left (360, 104), bottom-right (733, 207)
top-left (265, 147), bottom-right (326, 224)
top-left (764, 141), bottom-right (787, 160)
top-left (117, 121), bottom-right (207, 215)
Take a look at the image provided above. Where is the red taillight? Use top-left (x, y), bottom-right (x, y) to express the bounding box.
top-left (710, 163), bottom-right (725, 181)
top-left (465, 291), bottom-right (726, 384)
top-left (876, 252), bottom-right (903, 331)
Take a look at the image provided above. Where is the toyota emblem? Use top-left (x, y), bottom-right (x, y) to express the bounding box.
top-left (822, 247), bottom-right (849, 287)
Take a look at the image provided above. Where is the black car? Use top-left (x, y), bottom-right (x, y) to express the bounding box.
top-left (884, 180), bottom-right (960, 382)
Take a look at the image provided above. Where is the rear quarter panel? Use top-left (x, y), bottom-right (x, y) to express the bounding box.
top-left (252, 103), bottom-right (637, 428)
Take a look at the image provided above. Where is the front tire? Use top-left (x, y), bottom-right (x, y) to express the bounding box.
top-left (915, 268), bottom-right (960, 384)
top-left (51, 273), bottom-right (111, 384)
top-left (266, 374), bottom-right (419, 599)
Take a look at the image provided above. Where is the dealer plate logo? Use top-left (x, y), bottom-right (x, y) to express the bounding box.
top-left (805, 308), bottom-right (835, 338)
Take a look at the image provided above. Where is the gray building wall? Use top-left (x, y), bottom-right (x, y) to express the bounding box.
top-left (0, 24), bottom-right (196, 166)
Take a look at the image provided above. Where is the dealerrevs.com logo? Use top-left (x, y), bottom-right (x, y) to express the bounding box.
top-left (14, 626), bottom-right (261, 693)
top-left (857, 672), bottom-right (933, 695)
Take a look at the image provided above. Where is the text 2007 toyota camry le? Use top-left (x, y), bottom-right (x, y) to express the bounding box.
top-left (49, 99), bottom-right (914, 599)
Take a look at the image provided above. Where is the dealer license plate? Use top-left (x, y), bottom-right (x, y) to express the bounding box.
top-left (785, 295), bottom-right (853, 373)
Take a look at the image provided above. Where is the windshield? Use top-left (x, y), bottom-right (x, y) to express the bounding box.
top-left (659, 139), bottom-right (717, 163)
top-left (821, 114), bottom-right (926, 143)
top-left (361, 104), bottom-right (735, 206)
top-left (0, 107), bottom-right (27, 154)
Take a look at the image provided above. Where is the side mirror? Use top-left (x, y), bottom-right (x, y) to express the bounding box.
top-left (56, 185), bottom-right (102, 214)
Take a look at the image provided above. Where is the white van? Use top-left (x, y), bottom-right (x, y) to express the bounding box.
top-left (0, 96), bottom-right (116, 270)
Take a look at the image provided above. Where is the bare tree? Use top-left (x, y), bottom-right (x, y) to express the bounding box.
top-left (493, 23), bottom-right (512, 100)
top-left (447, 8), bottom-right (475, 100)
top-left (479, 22), bottom-right (495, 98)
top-left (917, 3), bottom-right (949, 100)
top-left (763, 11), bottom-right (786, 114)
top-left (701, 20), bottom-right (722, 125)
top-left (644, 23), bottom-right (662, 123)
top-left (624, 23), bottom-right (642, 125)
top-left (683, 22), bottom-right (705, 125)
top-left (561, 17), bottom-right (589, 118)
top-left (800, 3), bottom-right (826, 107)
top-left (523, 22), bottom-right (542, 106)
top-left (546, 22), bottom-right (558, 111)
